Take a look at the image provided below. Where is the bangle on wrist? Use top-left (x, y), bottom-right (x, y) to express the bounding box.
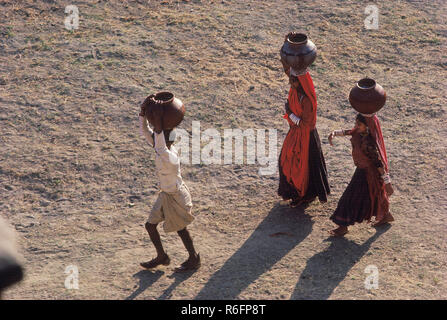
top-left (289, 113), bottom-right (300, 125)
top-left (334, 130), bottom-right (344, 137)
top-left (381, 173), bottom-right (391, 184)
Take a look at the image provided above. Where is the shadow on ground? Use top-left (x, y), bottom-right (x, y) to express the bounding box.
top-left (195, 202), bottom-right (313, 299)
top-left (126, 269), bottom-right (164, 300)
top-left (158, 271), bottom-right (196, 299)
top-left (291, 224), bottom-right (391, 299)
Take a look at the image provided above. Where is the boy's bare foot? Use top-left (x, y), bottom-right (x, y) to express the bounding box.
top-left (140, 253), bottom-right (170, 269)
top-left (329, 226), bottom-right (348, 237)
top-left (373, 213), bottom-right (394, 227)
top-left (174, 253), bottom-right (201, 273)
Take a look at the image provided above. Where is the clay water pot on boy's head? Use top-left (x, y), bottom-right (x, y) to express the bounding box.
top-left (349, 78), bottom-right (386, 115)
top-left (142, 92), bottom-right (185, 130)
top-left (280, 32), bottom-right (317, 75)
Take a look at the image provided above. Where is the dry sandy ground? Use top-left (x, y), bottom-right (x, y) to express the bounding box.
top-left (0, 0), bottom-right (446, 299)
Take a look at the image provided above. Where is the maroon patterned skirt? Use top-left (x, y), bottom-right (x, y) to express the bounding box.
top-left (330, 168), bottom-right (372, 226)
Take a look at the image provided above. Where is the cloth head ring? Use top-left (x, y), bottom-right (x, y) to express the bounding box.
top-left (290, 67), bottom-right (308, 77)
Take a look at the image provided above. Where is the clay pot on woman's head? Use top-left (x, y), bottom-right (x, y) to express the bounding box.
top-left (280, 32), bottom-right (317, 75)
top-left (349, 78), bottom-right (386, 115)
top-left (142, 92), bottom-right (185, 130)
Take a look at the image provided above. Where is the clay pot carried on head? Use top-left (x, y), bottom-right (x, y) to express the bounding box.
top-left (142, 92), bottom-right (185, 129)
top-left (280, 32), bottom-right (317, 75)
top-left (349, 78), bottom-right (386, 115)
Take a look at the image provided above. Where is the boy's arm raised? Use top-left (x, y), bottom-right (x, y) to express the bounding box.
top-left (139, 115), bottom-right (155, 147)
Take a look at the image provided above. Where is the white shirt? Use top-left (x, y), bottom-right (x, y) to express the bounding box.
top-left (139, 116), bottom-right (183, 193)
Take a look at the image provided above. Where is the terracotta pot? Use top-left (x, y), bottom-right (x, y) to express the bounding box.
top-left (280, 32), bottom-right (317, 74)
top-left (349, 78), bottom-right (386, 115)
top-left (142, 92), bottom-right (185, 129)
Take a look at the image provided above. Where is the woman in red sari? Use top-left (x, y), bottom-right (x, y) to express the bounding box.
top-left (328, 113), bottom-right (394, 236)
top-left (278, 67), bottom-right (330, 207)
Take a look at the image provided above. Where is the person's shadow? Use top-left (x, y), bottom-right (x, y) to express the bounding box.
top-left (290, 224), bottom-right (391, 299)
top-left (126, 269), bottom-right (164, 300)
top-left (158, 271), bottom-right (196, 299)
top-left (195, 202), bottom-right (314, 299)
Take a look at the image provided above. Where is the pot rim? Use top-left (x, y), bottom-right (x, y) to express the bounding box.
top-left (356, 78), bottom-right (376, 90)
top-left (287, 33), bottom-right (308, 45)
top-left (154, 91), bottom-right (174, 103)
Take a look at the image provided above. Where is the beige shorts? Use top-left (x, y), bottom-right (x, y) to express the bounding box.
top-left (147, 183), bottom-right (194, 233)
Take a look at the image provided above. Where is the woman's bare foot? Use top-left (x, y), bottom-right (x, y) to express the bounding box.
top-left (140, 253), bottom-right (170, 269)
top-left (289, 197), bottom-right (316, 208)
top-left (289, 199), bottom-right (302, 208)
top-left (373, 212), bottom-right (394, 227)
top-left (329, 226), bottom-right (348, 237)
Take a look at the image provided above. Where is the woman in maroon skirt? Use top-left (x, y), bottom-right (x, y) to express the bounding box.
top-left (328, 113), bottom-right (394, 236)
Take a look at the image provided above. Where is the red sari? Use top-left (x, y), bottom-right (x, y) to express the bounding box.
top-left (364, 115), bottom-right (389, 221)
top-left (279, 72), bottom-right (317, 197)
